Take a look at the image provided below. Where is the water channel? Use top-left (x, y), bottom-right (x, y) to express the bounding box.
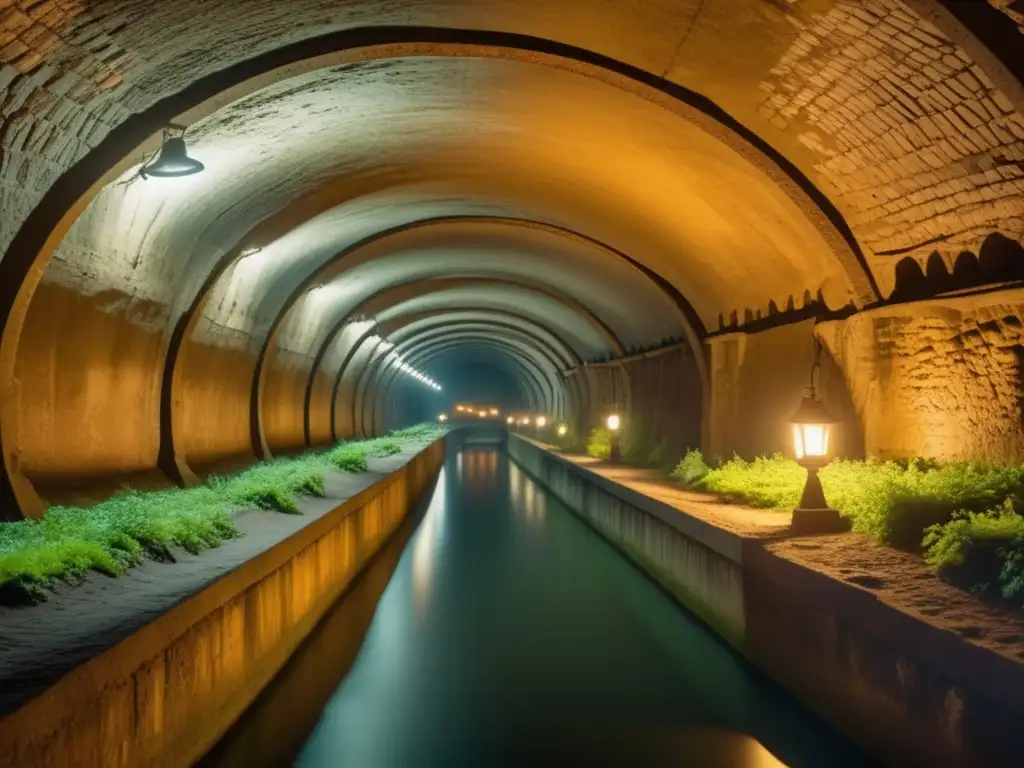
top-left (203, 439), bottom-right (872, 767)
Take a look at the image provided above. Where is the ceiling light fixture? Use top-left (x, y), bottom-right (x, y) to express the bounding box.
top-left (140, 124), bottom-right (204, 179)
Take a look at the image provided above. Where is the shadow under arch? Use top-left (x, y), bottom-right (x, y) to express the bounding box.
top-left (363, 337), bottom-right (558, 436)
top-left (306, 306), bottom-right (587, 445)
top-left (355, 322), bottom-right (574, 430)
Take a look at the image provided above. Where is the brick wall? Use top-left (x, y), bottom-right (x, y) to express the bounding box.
top-left (758, 0), bottom-right (1024, 299)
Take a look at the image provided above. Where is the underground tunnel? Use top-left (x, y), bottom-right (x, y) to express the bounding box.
top-left (0, 1), bottom-right (1023, 766)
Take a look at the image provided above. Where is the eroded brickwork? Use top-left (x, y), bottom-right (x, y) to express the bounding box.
top-left (759, 0), bottom-right (1024, 296)
top-left (818, 292), bottom-right (1024, 462)
top-left (0, 1), bottom-right (134, 252)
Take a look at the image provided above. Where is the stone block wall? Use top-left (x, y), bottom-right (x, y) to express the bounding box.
top-left (758, 0), bottom-right (1024, 299)
top-left (705, 319), bottom-right (863, 462)
top-left (818, 288), bottom-right (1024, 462)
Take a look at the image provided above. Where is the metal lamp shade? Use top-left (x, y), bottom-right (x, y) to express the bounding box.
top-left (142, 137), bottom-right (205, 178)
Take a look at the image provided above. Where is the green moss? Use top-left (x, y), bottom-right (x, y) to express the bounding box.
top-left (367, 440), bottom-right (402, 458)
top-left (0, 486), bottom-right (238, 603)
top-left (0, 423), bottom-right (444, 604)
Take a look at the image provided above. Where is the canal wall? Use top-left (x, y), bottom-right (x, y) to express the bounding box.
top-left (508, 434), bottom-right (1024, 767)
top-left (0, 438), bottom-right (444, 768)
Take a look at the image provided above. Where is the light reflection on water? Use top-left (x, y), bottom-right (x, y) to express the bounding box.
top-left (211, 444), bottom-right (871, 768)
top-left (411, 467), bottom-right (446, 624)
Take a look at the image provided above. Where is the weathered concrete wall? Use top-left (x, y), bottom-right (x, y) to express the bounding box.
top-left (261, 346), bottom-right (314, 456)
top-left (818, 287), bottom-right (1024, 462)
top-left (579, 345), bottom-right (703, 463)
top-left (706, 319), bottom-right (863, 461)
top-left (173, 338), bottom-right (256, 474)
top-left (508, 433), bottom-right (745, 641)
top-left (509, 435), bottom-right (1024, 767)
top-left (12, 282), bottom-right (165, 487)
top-left (0, 439), bottom-right (443, 768)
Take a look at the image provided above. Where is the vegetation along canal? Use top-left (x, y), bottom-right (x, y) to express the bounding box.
top-left (203, 441), bottom-right (871, 767)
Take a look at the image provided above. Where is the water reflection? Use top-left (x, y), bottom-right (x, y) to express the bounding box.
top-left (212, 445), bottom-right (870, 768)
top-left (411, 467), bottom-right (446, 624)
top-left (460, 447), bottom-right (499, 489)
top-left (509, 461), bottom-right (546, 527)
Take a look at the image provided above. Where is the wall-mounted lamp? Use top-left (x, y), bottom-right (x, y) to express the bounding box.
top-left (788, 337), bottom-right (844, 534)
top-left (141, 124), bottom-right (204, 179)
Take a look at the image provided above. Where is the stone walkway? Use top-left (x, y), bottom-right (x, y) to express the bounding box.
top-left (554, 448), bottom-right (1024, 662)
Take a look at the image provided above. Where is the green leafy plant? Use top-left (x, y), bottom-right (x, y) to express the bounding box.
top-left (670, 449), bottom-right (712, 487)
top-left (683, 452), bottom-right (1024, 550)
top-left (0, 423), bottom-right (443, 604)
top-left (368, 440), bottom-right (402, 458)
top-left (822, 459), bottom-right (1024, 548)
top-left (0, 486), bottom-right (238, 604)
top-left (329, 446), bottom-right (369, 473)
top-left (697, 454), bottom-right (806, 508)
top-left (923, 499), bottom-right (1024, 604)
top-left (586, 427), bottom-right (612, 460)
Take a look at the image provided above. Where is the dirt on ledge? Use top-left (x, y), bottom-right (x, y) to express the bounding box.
top-left (557, 449), bottom-right (1024, 663)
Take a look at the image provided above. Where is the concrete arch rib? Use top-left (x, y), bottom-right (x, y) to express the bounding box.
top-left (0, 27), bottom-right (880, 517)
top-left (299, 285), bottom-right (611, 447)
top-left (356, 325), bottom-right (569, 433)
top-left (370, 338), bottom-right (558, 435)
top-left (305, 308), bottom-right (584, 445)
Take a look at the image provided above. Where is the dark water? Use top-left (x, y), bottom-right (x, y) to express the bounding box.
top-left (205, 443), bottom-right (872, 768)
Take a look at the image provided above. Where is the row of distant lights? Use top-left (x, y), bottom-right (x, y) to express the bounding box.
top-left (369, 334), bottom-right (443, 391)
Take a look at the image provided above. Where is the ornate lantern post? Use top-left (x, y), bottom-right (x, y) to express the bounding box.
top-left (787, 339), bottom-right (845, 534)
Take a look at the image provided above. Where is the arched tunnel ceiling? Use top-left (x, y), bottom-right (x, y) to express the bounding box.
top-left (50, 53), bottom-right (864, 340)
top-left (381, 311), bottom-right (582, 368)
top-left (0, 0), bottom-right (1023, 516)
top-left (317, 281), bottom-right (618, 361)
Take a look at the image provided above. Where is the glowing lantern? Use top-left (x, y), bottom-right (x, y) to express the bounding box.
top-left (438, 414), bottom-right (448, 422)
top-left (606, 414), bottom-right (620, 431)
top-left (786, 339), bottom-right (845, 534)
top-left (788, 387), bottom-right (836, 462)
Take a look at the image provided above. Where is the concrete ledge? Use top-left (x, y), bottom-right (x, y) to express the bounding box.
top-left (0, 439), bottom-right (444, 768)
top-left (509, 435), bottom-right (1024, 767)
